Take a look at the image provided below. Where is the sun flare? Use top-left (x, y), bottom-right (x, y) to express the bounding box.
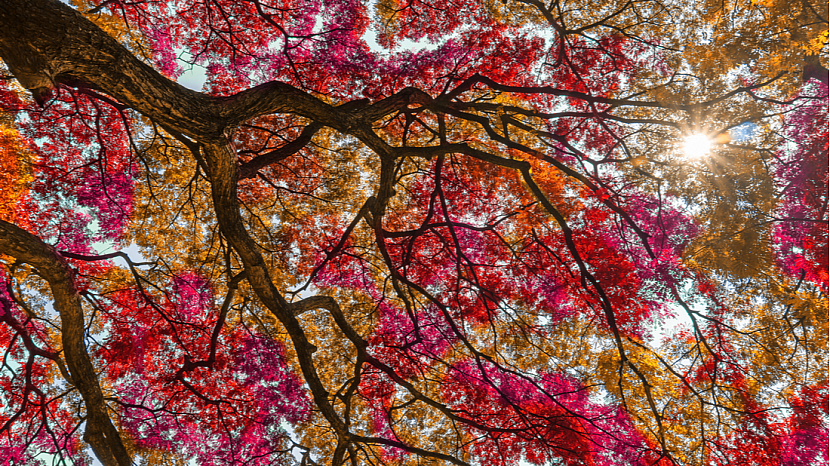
top-left (682, 133), bottom-right (712, 159)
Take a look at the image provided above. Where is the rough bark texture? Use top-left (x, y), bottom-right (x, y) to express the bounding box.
top-left (1, 0), bottom-right (823, 464)
top-left (0, 221), bottom-right (131, 466)
top-left (0, 0), bottom-right (417, 145)
top-left (0, 0), bottom-right (367, 462)
top-left (0, 2), bottom-right (650, 462)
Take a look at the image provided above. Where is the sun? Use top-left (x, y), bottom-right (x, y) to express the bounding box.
top-left (682, 133), bottom-right (712, 159)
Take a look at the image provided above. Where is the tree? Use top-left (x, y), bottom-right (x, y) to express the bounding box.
top-left (0, 0), bottom-right (826, 464)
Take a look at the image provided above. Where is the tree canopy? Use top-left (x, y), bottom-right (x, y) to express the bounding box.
top-left (0, 0), bottom-right (827, 465)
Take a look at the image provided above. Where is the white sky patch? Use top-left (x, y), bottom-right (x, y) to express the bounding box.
top-left (175, 50), bottom-right (208, 91)
top-left (363, 28), bottom-right (444, 54)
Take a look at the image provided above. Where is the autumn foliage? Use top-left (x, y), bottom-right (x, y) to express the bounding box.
top-left (0, 0), bottom-right (827, 465)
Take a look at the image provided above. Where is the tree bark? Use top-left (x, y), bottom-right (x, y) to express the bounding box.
top-left (0, 221), bottom-right (131, 466)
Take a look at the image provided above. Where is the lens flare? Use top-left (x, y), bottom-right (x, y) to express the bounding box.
top-left (683, 133), bottom-right (711, 159)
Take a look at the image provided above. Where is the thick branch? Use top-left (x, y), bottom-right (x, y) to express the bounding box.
top-left (238, 123), bottom-right (322, 179)
top-left (0, 221), bottom-right (131, 466)
top-left (0, 0), bottom-right (339, 140)
top-left (201, 141), bottom-right (351, 445)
